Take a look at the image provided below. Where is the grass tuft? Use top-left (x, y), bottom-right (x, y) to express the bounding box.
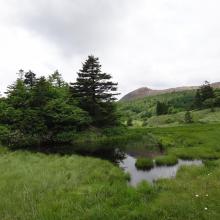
top-left (155, 155), bottom-right (178, 166)
top-left (135, 157), bottom-right (154, 170)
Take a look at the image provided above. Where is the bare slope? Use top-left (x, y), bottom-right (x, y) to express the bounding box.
top-left (121, 82), bottom-right (220, 101)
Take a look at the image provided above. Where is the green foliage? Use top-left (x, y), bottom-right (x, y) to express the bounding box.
top-left (127, 117), bottom-right (133, 126)
top-left (0, 70), bottom-right (91, 149)
top-left (184, 111), bottom-right (193, 123)
top-left (203, 98), bottom-right (215, 111)
top-left (48, 70), bottom-right (65, 87)
top-left (118, 90), bottom-right (196, 123)
top-left (194, 89), bottom-right (203, 109)
top-left (194, 81), bottom-right (215, 109)
top-left (70, 55), bottom-right (119, 127)
top-left (1, 125), bottom-right (220, 219)
top-left (1, 57), bottom-right (121, 150)
top-left (200, 81), bottom-right (215, 101)
top-left (155, 155), bottom-right (178, 166)
top-left (135, 157), bottom-right (154, 170)
top-left (148, 123), bottom-right (220, 160)
top-left (24, 70), bottom-right (36, 88)
top-left (156, 101), bottom-right (169, 115)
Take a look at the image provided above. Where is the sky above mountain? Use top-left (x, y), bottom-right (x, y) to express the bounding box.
top-left (1, 0), bottom-right (220, 97)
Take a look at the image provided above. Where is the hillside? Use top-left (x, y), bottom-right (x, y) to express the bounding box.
top-left (118, 90), bottom-right (196, 122)
top-left (121, 82), bottom-right (220, 101)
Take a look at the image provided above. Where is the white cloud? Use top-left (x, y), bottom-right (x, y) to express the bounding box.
top-left (0, 0), bottom-right (220, 97)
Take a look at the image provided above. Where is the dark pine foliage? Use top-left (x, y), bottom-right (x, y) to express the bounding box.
top-left (194, 81), bottom-right (215, 109)
top-left (0, 56), bottom-right (121, 150)
top-left (70, 55), bottom-right (120, 127)
top-left (194, 89), bottom-right (203, 109)
top-left (156, 101), bottom-right (169, 115)
top-left (200, 81), bottom-right (215, 101)
top-left (24, 70), bottom-right (37, 88)
top-left (0, 71), bottom-right (91, 149)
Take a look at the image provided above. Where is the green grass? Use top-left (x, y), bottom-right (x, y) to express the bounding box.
top-left (146, 160), bottom-right (220, 219)
top-left (0, 146), bottom-right (220, 219)
top-left (146, 123), bottom-right (220, 160)
top-left (146, 108), bottom-right (220, 127)
top-left (155, 155), bottom-right (178, 166)
top-left (1, 123), bottom-right (220, 219)
top-left (135, 157), bottom-right (154, 170)
top-left (118, 90), bottom-right (196, 122)
top-left (0, 149), bottom-right (148, 220)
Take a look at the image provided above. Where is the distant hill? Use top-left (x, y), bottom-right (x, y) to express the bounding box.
top-left (121, 82), bottom-right (220, 101)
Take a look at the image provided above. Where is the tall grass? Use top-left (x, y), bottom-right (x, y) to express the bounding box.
top-left (1, 148), bottom-right (220, 219)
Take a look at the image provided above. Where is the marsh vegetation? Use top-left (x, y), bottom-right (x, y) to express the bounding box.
top-left (1, 62), bottom-right (220, 219)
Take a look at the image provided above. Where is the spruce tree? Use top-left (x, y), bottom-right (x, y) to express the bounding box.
top-left (194, 81), bottom-right (215, 109)
top-left (70, 55), bottom-right (119, 126)
top-left (24, 70), bottom-right (36, 88)
top-left (49, 70), bottom-right (64, 87)
top-left (156, 101), bottom-right (169, 115)
top-left (200, 81), bottom-right (214, 101)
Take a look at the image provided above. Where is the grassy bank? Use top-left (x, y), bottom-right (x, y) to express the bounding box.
top-left (0, 149), bottom-right (144, 220)
top-left (145, 123), bottom-right (220, 160)
top-left (1, 123), bottom-right (220, 219)
top-left (155, 155), bottom-right (178, 166)
top-left (135, 157), bottom-right (154, 170)
top-left (0, 146), bottom-right (220, 219)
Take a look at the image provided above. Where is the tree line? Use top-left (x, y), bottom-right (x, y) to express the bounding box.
top-left (156, 81), bottom-right (220, 116)
top-left (0, 55), bottom-right (119, 149)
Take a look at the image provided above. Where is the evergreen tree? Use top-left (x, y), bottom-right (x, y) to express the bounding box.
top-left (156, 101), bottom-right (169, 115)
top-left (31, 77), bottom-right (53, 108)
top-left (17, 69), bottom-right (24, 80)
top-left (24, 70), bottom-right (36, 88)
top-left (194, 89), bottom-right (203, 109)
top-left (70, 55), bottom-right (119, 126)
top-left (6, 79), bottom-right (29, 109)
top-left (200, 81), bottom-right (214, 101)
top-left (49, 70), bottom-right (65, 87)
top-left (194, 81), bottom-right (215, 109)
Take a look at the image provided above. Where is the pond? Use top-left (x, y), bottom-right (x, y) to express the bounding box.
top-left (119, 154), bottom-right (203, 186)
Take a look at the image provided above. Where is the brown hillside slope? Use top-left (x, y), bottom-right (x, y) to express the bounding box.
top-left (121, 82), bottom-right (220, 101)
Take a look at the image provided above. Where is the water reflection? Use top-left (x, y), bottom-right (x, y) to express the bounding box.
top-left (119, 154), bottom-right (203, 186)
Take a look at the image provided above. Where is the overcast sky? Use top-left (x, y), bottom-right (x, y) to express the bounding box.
top-left (1, 0), bottom-right (220, 97)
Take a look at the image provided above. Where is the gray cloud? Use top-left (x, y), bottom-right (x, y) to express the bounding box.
top-left (4, 0), bottom-right (133, 56)
top-left (1, 0), bottom-right (220, 97)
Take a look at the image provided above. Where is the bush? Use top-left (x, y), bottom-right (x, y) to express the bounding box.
top-left (135, 157), bottom-right (154, 170)
top-left (155, 155), bottom-right (178, 166)
top-left (127, 117), bottom-right (133, 126)
top-left (184, 111), bottom-right (193, 123)
top-left (0, 125), bottom-right (11, 145)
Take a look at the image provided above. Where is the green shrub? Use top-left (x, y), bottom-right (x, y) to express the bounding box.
top-left (184, 111), bottom-right (193, 123)
top-left (135, 157), bottom-right (154, 170)
top-left (0, 125), bottom-right (11, 145)
top-left (124, 172), bottom-right (131, 181)
top-left (127, 117), bottom-right (133, 126)
top-left (155, 155), bottom-right (178, 166)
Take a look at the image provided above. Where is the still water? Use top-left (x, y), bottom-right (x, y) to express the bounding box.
top-left (119, 154), bottom-right (203, 186)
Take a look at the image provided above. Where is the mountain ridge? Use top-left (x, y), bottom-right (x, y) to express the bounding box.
top-left (121, 82), bottom-right (220, 101)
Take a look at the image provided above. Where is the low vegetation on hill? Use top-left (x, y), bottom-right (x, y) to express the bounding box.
top-left (119, 81), bottom-right (220, 127)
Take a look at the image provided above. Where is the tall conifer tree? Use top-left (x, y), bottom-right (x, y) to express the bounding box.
top-left (70, 55), bottom-right (119, 126)
top-left (24, 70), bottom-right (36, 88)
